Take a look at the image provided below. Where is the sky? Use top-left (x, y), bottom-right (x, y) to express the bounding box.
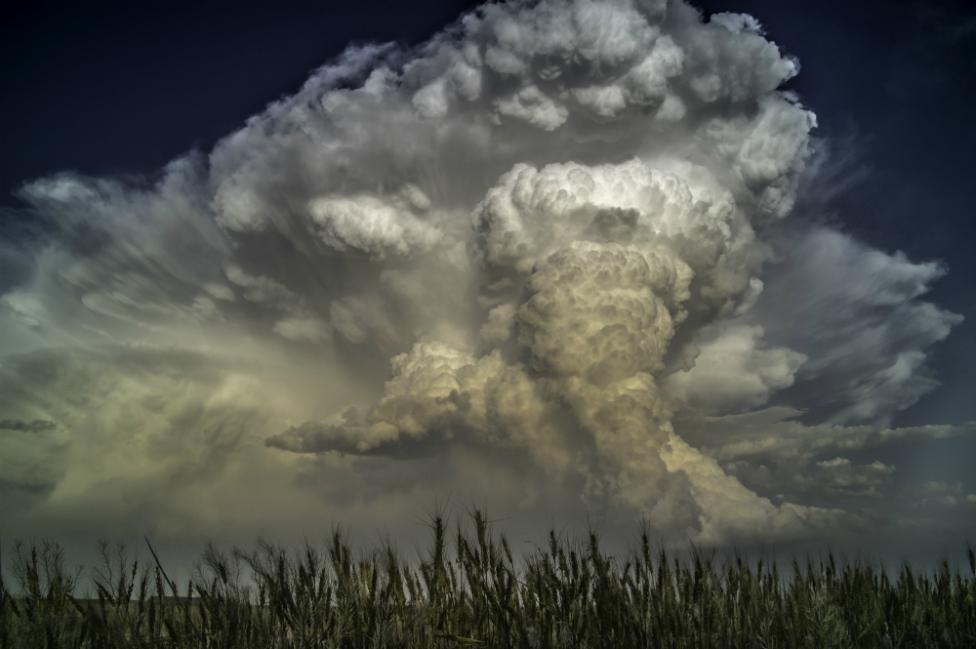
top-left (1, 0), bottom-right (974, 568)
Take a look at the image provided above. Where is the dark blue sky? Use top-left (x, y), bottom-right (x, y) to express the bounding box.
top-left (3, 0), bottom-right (974, 426)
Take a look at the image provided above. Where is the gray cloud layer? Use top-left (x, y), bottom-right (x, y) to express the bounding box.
top-left (0, 0), bottom-right (967, 553)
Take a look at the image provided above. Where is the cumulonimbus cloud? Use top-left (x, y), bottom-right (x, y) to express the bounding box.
top-left (0, 0), bottom-right (965, 548)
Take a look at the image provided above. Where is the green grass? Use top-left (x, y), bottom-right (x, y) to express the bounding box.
top-left (2, 511), bottom-right (974, 648)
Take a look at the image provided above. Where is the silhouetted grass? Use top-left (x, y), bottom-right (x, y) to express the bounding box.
top-left (2, 511), bottom-right (974, 647)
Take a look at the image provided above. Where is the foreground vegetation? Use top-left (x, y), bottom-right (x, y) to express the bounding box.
top-left (2, 513), bottom-right (974, 648)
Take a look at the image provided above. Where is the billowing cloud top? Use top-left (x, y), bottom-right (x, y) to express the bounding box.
top-left (0, 0), bottom-right (968, 552)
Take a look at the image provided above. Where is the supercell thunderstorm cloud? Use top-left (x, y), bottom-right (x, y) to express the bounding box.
top-left (0, 0), bottom-right (972, 557)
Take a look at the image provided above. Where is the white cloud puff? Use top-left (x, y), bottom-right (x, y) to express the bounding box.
top-left (664, 323), bottom-right (806, 413)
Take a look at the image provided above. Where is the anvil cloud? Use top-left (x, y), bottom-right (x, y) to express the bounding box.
top-left (0, 0), bottom-right (969, 554)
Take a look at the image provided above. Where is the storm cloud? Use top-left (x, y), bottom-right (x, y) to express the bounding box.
top-left (0, 0), bottom-right (967, 552)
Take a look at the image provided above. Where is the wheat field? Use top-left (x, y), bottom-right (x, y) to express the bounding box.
top-left (2, 512), bottom-right (974, 648)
